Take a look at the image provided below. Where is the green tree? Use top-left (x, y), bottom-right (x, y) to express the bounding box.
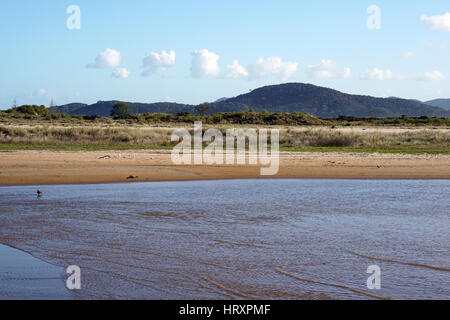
top-left (15, 105), bottom-right (49, 116)
top-left (110, 102), bottom-right (131, 119)
top-left (195, 102), bottom-right (211, 116)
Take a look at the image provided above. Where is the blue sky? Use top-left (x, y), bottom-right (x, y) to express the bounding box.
top-left (0, 0), bottom-right (449, 108)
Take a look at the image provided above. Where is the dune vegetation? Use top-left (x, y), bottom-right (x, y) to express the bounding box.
top-left (0, 123), bottom-right (449, 154)
top-left (1, 105), bottom-right (449, 153)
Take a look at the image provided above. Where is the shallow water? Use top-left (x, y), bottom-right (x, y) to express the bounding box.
top-left (0, 179), bottom-right (449, 300)
top-left (0, 244), bottom-right (70, 300)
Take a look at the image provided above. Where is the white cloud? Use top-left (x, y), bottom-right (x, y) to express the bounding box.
top-left (417, 70), bottom-right (445, 81)
top-left (307, 59), bottom-right (338, 80)
top-left (421, 13), bottom-right (450, 32)
top-left (226, 60), bottom-right (249, 79)
top-left (343, 67), bottom-right (352, 79)
top-left (142, 50), bottom-right (176, 76)
top-left (360, 68), bottom-right (393, 80)
top-left (402, 52), bottom-right (415, 58)
top-left (248, 57), bottom-right (298, 80)
top-left (307, 59), bottom-right (351, 80)
top-left (190, 49), bottom-right (220, 78)
top-left (87, 48), bottom-right (122, 69)
top-left (112, 68), bottom-right (130, 79)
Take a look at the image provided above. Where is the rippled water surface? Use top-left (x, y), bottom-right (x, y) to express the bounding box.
top-left (0, 179), bottom-right (449, 299)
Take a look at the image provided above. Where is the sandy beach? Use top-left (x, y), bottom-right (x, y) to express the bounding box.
top-left (0, 150), bottom-right (449, 186)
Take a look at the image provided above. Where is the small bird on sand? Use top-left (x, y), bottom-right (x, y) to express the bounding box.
top-left (126, 176), bottom-right (139, 180)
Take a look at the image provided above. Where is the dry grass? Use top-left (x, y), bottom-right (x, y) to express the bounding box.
top-left (280, 128), bottom-right (450, 148)
top-left (0, 125), bottom-right (449, 151)
top-left (0, 125), bottom-right (173, 146)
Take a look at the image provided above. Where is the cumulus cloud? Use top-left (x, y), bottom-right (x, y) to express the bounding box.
top-left (421, 13), bottom-right (450, 32)
top-left (307, 59), bottom-right (338, 80)
top-left (360, 68), bottom-right (393, 80)
top-left (247, 57), bottom-right (298, 80)
top-left (142, 50), bottom-right (176, 76)
top-left (191, 49), bottom-right (220, 78)
top-left (87, 48), bottom-right (122, 69)
top-left (343, 67), bottom-right (352, 79)
top-left (417, 70), bottom-right (445, 81)
top-left (112, 68), bottom-right (130, 79)
top-left (307, 59), bottom-right (351, 80)
top-left (225, 60), bottom-right (249, 79)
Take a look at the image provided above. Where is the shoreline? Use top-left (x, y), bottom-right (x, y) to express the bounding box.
top-left (0, 150), bottom-right (449, 186)
top-left (1, 176), bottom-right (450, 188)
top-left (0, 243), bottom-right (70, 300)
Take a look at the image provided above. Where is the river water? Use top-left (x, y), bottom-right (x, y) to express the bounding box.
top-left (0, 179), bottom-right (448, 299)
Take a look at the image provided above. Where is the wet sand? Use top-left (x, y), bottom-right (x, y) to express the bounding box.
top-left (0, 244), bottom-right (70, 300)
top-left (0, 150), bottom-right (449, 186)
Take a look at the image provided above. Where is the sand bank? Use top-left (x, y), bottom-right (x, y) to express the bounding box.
top-left (0, 150), bottom-right (449, 186)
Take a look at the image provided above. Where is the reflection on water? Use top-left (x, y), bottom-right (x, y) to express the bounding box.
top-left (0, 179), bottom-right (449, 300)
top-left (0, 244), bottom-right (70, 300)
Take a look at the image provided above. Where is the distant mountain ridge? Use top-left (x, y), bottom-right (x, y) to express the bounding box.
top-left (50, 101), bottom-right (196, 116)
top-left (209, 83), bottom-right (450, 118)
top-left (50, 103), bottom-right (88, 114)
top-left (50, 83), bottom-right (450, 118)
top-left (426, 99), bottom-right (450, 110)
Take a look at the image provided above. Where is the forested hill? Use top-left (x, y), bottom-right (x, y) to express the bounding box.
top-left (426, 99), bottom-right (450, 111)
top-left (50, 83), bottom-right (450, 118)
top-left (210, 83), bottom-right (450, 118)
top-left (50, 101), bottom-right (196, 116)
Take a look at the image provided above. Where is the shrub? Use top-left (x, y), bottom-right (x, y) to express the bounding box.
top-left (111, 102), bottom-right (131, 119)
top-left (83, 115), bottom-right (100, 121)
top-left (15, 105), bottom-right (49, 116)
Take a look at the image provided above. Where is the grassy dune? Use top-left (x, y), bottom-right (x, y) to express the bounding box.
top-left (1, 124), bottom-right (449, 154)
